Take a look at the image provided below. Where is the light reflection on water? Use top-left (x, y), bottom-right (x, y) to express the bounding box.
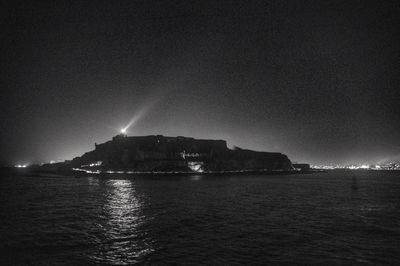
top-left (87, 176), bottom-right (99, 188)
top-left (2, 171), bottom-right (400, 265)
top-left (91, 179), bottom-right (153, 265)
top-left (190, 175), bottom-right (203, 181)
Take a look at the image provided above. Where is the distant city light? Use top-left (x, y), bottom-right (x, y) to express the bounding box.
top-left (15, 164), bottom-right (27, 168)
top-left (311, 162), bottom-right (400, 171)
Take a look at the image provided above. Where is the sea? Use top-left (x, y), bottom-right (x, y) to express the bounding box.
top-left (1, 170), bottom-right (399, 265)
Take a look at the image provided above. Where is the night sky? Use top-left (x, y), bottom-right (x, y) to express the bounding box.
top-left (1, 0), bottom-right (399, 166)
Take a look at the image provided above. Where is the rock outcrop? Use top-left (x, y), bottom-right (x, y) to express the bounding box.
top-left (69, 134), bottom-right (293, 172)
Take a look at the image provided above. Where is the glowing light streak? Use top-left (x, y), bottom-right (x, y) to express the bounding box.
top-left (121, 103), bottom-right (154, 134)
top-left (118, 89), bottom-right (170, 134)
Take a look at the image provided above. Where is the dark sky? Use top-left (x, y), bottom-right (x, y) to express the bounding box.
top-left (1, 0), bottom-right (399, 166)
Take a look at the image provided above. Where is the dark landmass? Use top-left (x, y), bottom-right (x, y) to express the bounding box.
top-left (292, 163), bottom-right (311, 171)
top-left (43, 134), bottom-right (294, 174)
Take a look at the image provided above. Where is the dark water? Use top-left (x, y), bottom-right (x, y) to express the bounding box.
top-left (1, 171), bottom-right (400, 265)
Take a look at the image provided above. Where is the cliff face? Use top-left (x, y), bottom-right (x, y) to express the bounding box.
top-left (69, 135), bottom-right (293, 172)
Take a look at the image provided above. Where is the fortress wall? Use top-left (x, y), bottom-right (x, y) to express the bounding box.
top-left (70, 135), bottom-right (293, 171)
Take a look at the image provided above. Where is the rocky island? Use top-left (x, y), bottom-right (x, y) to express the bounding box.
top-left (59, 134), bottom-right (294, 174)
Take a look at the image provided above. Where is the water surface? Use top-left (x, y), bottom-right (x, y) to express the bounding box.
top-left (1, 170), bottom-right (399, 265)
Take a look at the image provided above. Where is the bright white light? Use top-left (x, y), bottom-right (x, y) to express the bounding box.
top-left (15, 164), bottom-right (27, 168)
top-left (122, 101), bottom-right (156, 133)
top-left (120, 128), bottom-right (127, 134)
top-left (188, 161), bottom-right (204, 173)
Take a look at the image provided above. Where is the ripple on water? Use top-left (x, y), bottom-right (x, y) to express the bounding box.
top-left (1, 171), bottom-right (400, 265)
top-left (88, 179), bottom-right (154, 265)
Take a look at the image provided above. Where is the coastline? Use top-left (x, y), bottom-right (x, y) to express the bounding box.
top-left (7, 167), bottom-right (322, 178)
